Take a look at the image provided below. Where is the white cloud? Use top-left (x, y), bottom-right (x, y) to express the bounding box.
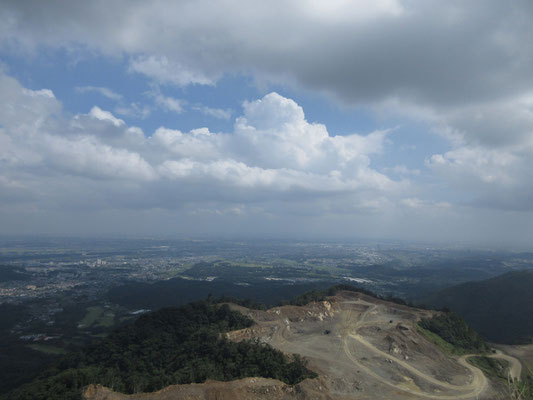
top-left (231, 93), bottom-right (389, 176)
top-left (0, 71), bottom-right (401, 220)
top-left (114, 102), bottom-right (152, 120)
top-left (152, 93), bottom-right (185, 114)
top-left (0, 73), bottom-right (154, 184)
top-left (377, 89), bottom-right (533, 212)
top-left (129, 55), bottom-right (214, 87)
top-left (151, 127), bottom-right (226, 161)
top-left (427, 147), bottom-right (518, 186)
top-left (89, 106), bottom-right (125, 127)
top-left (425, 143), bottom-right (533, 211)
top-left (145, 86), bottom-right (185, 114)
top-left (149, 92), bottom-right (396, 197)
top-left (302, 0), bottom-right (403, 21)
top-left (44, 133), bottom-right (156, 181)
top-left (401, 197), bottom-right (451, 211)
top-left (75, 86), bottom-right (122, 101)
top-left (385, 165), bottom-right (421, 177)
top-left (193, 105), bottom-right (232, 120)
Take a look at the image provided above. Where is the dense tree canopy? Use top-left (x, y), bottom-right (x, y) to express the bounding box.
top-left (4, 300), bottom-right (316, 400)
top-left (418, 312), bottom-right (489, 353)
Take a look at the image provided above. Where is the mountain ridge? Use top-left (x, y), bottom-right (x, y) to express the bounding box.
top-left (421, 270), bottom-right (533, 344)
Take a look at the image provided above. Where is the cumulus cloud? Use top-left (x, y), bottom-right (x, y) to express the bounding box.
top-left (0, 74), bottom-right (153, 182)
top-left (0, 71), bottom-right (401, 221)
top-left (232, 93), bottom-right (390, 177)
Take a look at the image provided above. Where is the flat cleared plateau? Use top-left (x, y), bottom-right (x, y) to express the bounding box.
top-left (84, 291), bottom-right (521, 400)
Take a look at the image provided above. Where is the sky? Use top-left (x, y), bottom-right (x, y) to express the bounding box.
top-left (1, 0), bottom-right (533, 247)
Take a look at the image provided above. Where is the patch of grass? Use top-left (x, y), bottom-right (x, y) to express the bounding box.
top-left (27, 344), bottom-right (67, 355)
top-left (214, 260), bottom-right (271, 269)
top-left (417, 312), bottom-right (489, 353)
top-left (517, 363), bottom-right (533, 400)
top-left (78, 306), bottom-right (103, 328)
top-left (78, 306), bottom-right (115, 329)
top-left (467, 356), bottom-right (509, 381)
top-left (97, 311), bottom-right (114, 327)
top-left (416, 324), bottom-right (465, 355)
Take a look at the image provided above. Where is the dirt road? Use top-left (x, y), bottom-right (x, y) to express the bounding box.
top-left (341, 300), bottom-right (520, 399)
top-left (488, 350), bottom-right (522, 380)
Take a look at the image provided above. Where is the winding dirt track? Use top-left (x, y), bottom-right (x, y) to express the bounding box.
top-left (341, 301), bottom-right (520, 399)
top-left (83, 296), bottom-right (525, 400)
top-left (488, 350), bottom-right (522, 381)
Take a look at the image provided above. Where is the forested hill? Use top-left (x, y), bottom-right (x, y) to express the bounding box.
top-left (421, 270), bottom-right (533, 344)
top-left (3, 300), bottom-right (316, 400)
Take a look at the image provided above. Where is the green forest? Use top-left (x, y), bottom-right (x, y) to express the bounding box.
top-left (418, 311), bottom-right (489, 353)
top-left (3, 300), bottom-right (316, 400)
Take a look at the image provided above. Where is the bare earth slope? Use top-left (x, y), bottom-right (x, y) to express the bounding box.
top-left (84, 291), bottom-right (520, 400)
